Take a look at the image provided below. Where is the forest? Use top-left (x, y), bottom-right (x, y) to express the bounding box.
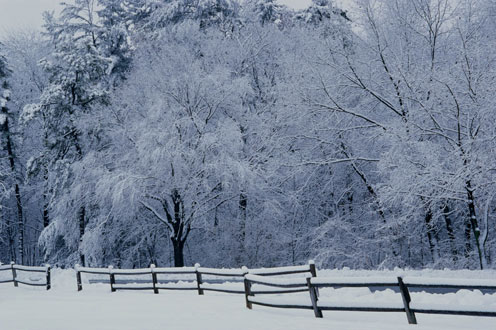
top-left (0, 0), bottom-right (495, 270)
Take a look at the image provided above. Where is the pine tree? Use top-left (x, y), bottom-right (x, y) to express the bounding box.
top-left (0, 43), bottom-right (26, 264)
top-left (252, 0), bottom-right (286, 26)
top-left (143, 0), bottom-right (239, 31)
top-left (23, 1), bottom-right (112, 266)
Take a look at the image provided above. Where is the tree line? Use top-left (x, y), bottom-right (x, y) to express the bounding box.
top-left (0, 0), bottom-right (495, 270)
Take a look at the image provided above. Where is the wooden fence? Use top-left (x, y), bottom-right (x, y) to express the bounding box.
top-left (0, 262), bottom-right (51, 290)
top-left (244, 274), bottom-right (496, 324)
top-left (75, 261), bottom-right (318, 295)
top-left (2, 261), bottom-right (496, 325)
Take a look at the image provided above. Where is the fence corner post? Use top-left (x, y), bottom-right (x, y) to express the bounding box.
top-left (398, 277), bottom-right (417, 325)
top-left (46, 264), bottom-right (51, 290)
top-left (307, 275), bottom-right (322, 318)
top-left (242, 266), bottom-right (252, 310)
top-left (151, 264), bottom-right (159, 294)
top-left (75, 264), bottom-right (83, 291)
top-left (195, 263), bottom-right (204, 295)
top-left (11, 262), bottom-right (17, 287)
top-left (109, 266), bottom-right (116, 292)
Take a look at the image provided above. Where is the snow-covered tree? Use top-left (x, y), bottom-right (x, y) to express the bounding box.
top-left (86, 23), bottom-right (249, 266)
top-left (1, 0), bottom-right (496, 270)
top-left (143, 0), bottom-right (240, 32)
top-left (24, 0), bottom-right (113, 266)
top-left (0, 42), bottom-right (28, 264)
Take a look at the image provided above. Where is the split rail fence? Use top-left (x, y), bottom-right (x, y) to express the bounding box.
top-left (75, 261), bottom-right (317, 295)
top-left (3, 260), bottom-right (495, 325)
top-left (75, 261), bottom-right (496, 324)
top-left (244, 274), bottom-right (496, 324)
top-left (0, 262), bottom-right (51, 290)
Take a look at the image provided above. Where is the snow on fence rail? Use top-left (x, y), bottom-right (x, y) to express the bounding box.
top-left (75, 261), bottom-right (318, 295)
top-left (0, 262), bottom-right (51, 290)
top-left (4, 261), bottom-right (495, 325)
top-left (243, 274), bottom-right (496, 324)
top-left (76, 264), bottom-right (197, 293)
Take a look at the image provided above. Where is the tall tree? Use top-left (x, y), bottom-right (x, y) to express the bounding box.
top-left (24, 0), bottom-right (112, 266)
top-left (90, 23), bottom-right (250, 267)
top-left (0, 43), bottom-right (27, 264)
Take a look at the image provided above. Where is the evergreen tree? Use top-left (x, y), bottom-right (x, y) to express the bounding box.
top-left (0, 44), bottom-right (26, 264)
top-left (24, 1), bottom-right (112, 265)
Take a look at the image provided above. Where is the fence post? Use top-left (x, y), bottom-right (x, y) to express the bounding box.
top-left (109, 266), bottom-right (116, 292)
top-left (11, 262), bottom-right (17, 287)
top-left (151, 264), bottom-right (159, 294)
top-left (242, 266), bottom-right (252, 310)
top-left (195, 263), bottom-right (204, 295)
top-left (307, 275), bottom-right (323, 318)
top-left (75, 264), bottom-right (83, 291)
top-left (398, 277), bottom-right (417, 325)
top-left (309, 260), bottom-right (319, 297)
top-left (46, 265), bottom-right (51, 290)
top-left (309, 260), bottom-right (317, 277)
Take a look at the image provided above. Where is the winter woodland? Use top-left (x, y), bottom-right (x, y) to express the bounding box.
top-left (0, 0), bottom-right (495, 270)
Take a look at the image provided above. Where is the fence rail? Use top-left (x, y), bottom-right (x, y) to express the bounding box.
top-left (243, 274), bottom-right (496, 324)
top-left (75, 261), bottom-right (318, 296)
top-left (0, 262), bottom-right (51, 290)
top-left (4, 261), bottom-right (495, 325)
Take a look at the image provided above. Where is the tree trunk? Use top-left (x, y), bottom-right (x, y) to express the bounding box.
top-left (2, 207), bottom-right (16, 262)
top-left (236, 193), bottom-right (247, 265)
top-left (170, 189), bottom-right (190, 268)
top-left (14, 184), bottom-right (23, 264)
top-left (171, 238), bottom-right (184, 267)
top-left (464, 220), bottom-right (472, 259)
top-left (43, 200), bottom-right (50, 228)
top-left (424, 208), bottom-right (436, 262)
top-left (442, 204), bottom-right (458, 262)
top-left (340, 142), bottom-right (399, 259)
top-left (2, 105), bottom-right (24, 265)
top-left (73, 134), bottom-right (86, 266)
top-left (465, 181), bottom-right (484, 269)
top-left (43, 168), bottom-right (50, 228)
top-left (79, 206), bottom-right (86, 266)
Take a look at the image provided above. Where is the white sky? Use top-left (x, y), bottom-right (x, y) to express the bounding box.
top-left (280, 0), bottom-right (313, 9)
top-left (0, 0), bottom-right (353, 39)
top-left (0, 0), bottom-right (62, 37)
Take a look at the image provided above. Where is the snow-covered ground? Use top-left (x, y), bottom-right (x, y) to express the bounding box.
top-left (1, 268), bottom-right (495, 330)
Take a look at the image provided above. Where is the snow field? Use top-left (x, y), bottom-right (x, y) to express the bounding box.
top-left (1, 268), bottom-right (496, 329)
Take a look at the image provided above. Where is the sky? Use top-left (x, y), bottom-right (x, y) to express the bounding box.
top-left (0, 0), bottom-right (352, 38)
top-left (0, 0), bottom-right (62, 37)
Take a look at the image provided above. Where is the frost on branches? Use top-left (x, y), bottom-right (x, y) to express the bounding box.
top-left (0, 0), bottom-right (495, 271)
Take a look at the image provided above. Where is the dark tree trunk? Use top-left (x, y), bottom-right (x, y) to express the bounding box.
top-left (171, 238), bottom-right (184, 267)
top-left (43, 168), bottom-right (50, 228)
top-left (236, 193), bottom-right (247, 265)
top-left (340, 141), bottom-right (399, 259)
top-left (464, 220), bottom-right (472, 259)
top-left (143, 189), bottom-right (191, 268)
top-left (2, 207), bottom-right (16, 262)
top-left (8, 225), bottom-right (15, 263)
top-left (442, 204), bottom-right (457, 261)
top-left (465, 181), bottom-right (483, 269)
top-left (2, 105), bottom-right (24, 265)
top-left (79, 206), bottom-right (86, 266)
top-left (43, 201), bottom-right (50, 228)
top-left (14, 184), bottom-right (23, 264)
top-left (73, 133), bottom-right (86, 266)
top-left (170, 189), bottom-right (190, 268)
top-left (424, 209), bottom-right (436, 261)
